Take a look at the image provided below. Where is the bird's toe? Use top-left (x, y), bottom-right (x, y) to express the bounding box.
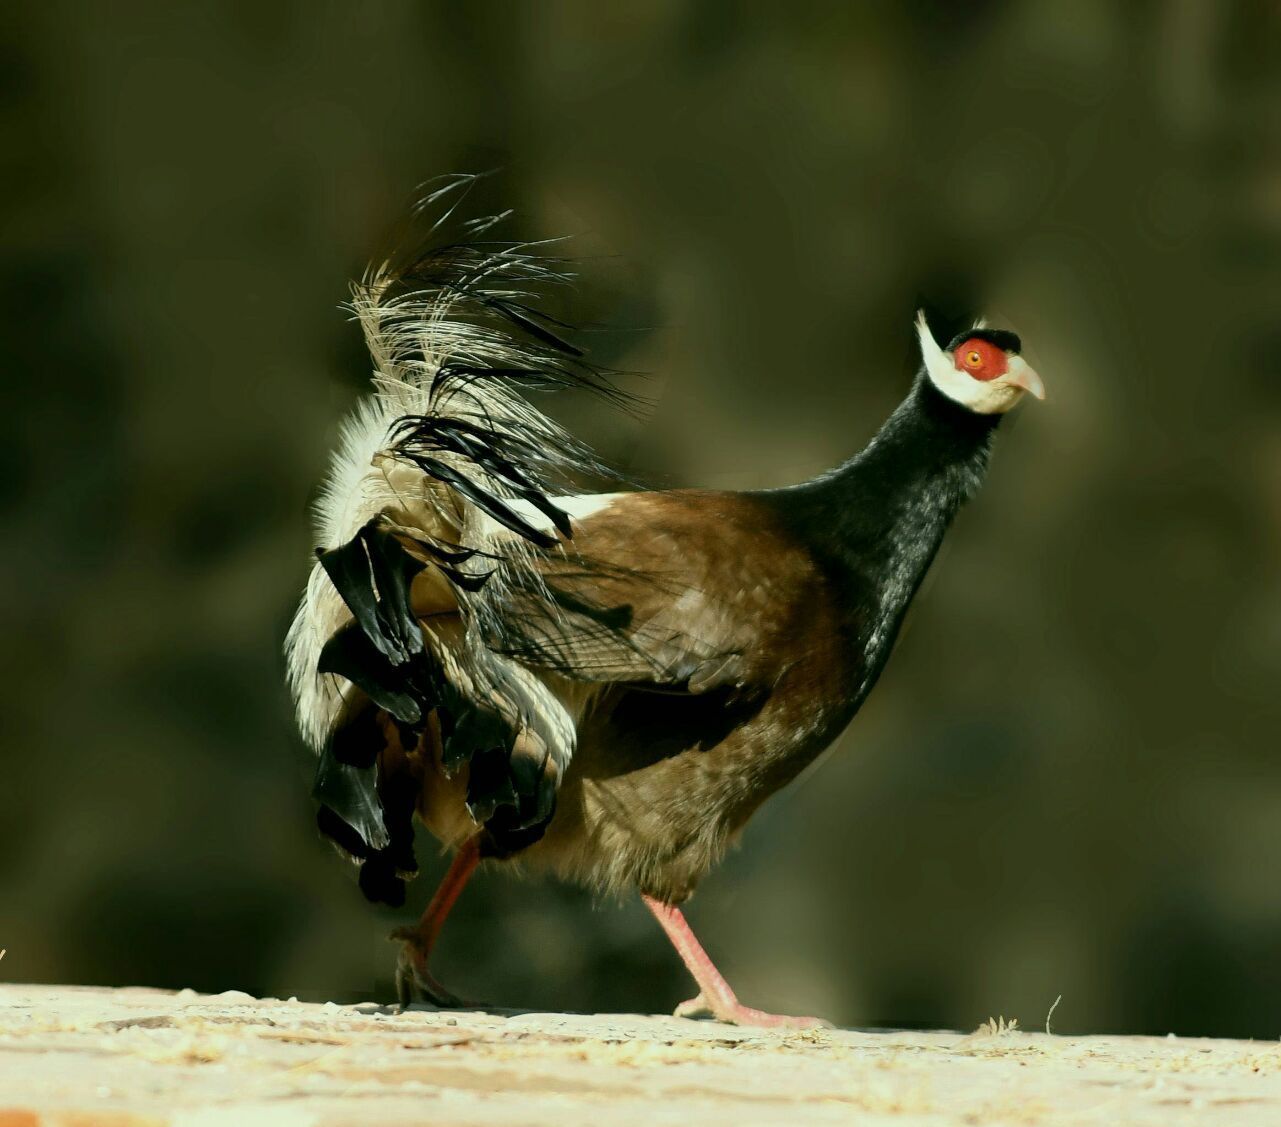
top-left (673, 993), bottom-right (714, 1020)
top-left (392, 939), bottom-right (481, 1011)
top-left (674, 993), bottom-right (831, 1029)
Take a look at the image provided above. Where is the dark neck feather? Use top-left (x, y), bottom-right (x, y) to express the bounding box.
top-left (796, 372), bottom-right (1000, 552)
top-left (769, 372), bottom-right (1001, 701)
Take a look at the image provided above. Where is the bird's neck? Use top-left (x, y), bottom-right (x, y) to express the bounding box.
top-left (776, 373), bottom-right (1001, 689)
top-left (799, 373), bottom-right (1000, 547)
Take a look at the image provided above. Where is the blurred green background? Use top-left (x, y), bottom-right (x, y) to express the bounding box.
top-left (3, 2), bottom-right (1279, 1038)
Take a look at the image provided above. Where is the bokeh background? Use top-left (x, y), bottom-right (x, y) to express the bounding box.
top-left (3, 2), bottom-right (1279, 1039)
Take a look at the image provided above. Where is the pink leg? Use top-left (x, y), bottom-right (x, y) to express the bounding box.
top-left (642, 895), bottom-right (829, 1029)
top-left (390, 837), bottom-right (482, 1009)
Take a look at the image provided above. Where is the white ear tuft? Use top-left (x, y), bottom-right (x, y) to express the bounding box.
top-left (915, 310), bottom-right (946, 369)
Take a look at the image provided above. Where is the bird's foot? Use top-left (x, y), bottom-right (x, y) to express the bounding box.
top-left (674, 991), bottom-right (831, 1030)
top-left (389, 926), bottom-right (484, 1011)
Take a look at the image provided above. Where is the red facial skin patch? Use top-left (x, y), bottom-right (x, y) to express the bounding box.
top-left (952, 338), bottom-right (1010, 382)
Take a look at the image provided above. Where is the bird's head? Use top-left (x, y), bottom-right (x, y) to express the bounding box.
top-left (915, 311), bottom-right (1045, 415)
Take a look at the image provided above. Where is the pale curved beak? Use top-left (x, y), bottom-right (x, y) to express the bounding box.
top-left (1004, 356), bottom-right (1045, 400)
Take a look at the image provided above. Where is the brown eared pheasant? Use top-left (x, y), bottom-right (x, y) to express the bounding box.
top-left (286, 176), bottom-right (1045, 1028)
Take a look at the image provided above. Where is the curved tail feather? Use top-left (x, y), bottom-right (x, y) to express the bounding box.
top-left (285, 177), bottom-right (631, 900)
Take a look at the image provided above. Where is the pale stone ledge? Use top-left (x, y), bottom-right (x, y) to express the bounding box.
top-left (1, 984), bottom-right (1279, 1125)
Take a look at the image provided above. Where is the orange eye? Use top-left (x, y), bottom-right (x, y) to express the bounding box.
top-left (966, 350), bottom-right (982, 367)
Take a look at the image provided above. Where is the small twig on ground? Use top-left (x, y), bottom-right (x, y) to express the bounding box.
top-left (1046, 994), bottom-right (1062, 1036)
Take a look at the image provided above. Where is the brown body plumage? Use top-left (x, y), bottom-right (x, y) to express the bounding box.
top-left (409, 489), bottom-right (854, 903)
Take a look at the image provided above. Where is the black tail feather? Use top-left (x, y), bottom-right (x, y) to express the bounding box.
top-left (314, 512), bottom-right (561, 897)
top-left (317, 629), bottom-right (424, 727)
top-left (316, 522), bottom-right (427, 666)
top-left (313, 747), bottom-right (388, 853)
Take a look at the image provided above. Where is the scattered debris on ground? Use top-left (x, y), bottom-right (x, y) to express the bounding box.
top-left (0, 984), bottom-right (1278, 1125)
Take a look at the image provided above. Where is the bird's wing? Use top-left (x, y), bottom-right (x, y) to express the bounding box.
top-left (470, 489), bottom-right (796, 695)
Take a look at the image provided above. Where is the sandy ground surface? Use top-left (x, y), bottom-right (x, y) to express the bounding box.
top-left (1, 985), bottom-right (1279, 1126)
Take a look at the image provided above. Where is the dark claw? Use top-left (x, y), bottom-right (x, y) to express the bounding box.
top-left (390, 929), bottom-right (482, 1011)
top-left (395, 956), bottom-right (413, 1011)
